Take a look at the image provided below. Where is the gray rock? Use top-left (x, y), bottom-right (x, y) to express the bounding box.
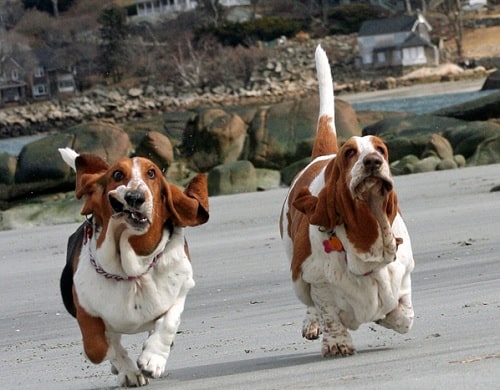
top-left (255, 168), bottom-right (281, 191)
top-left (437, 158), bottom-right (458, 170)
top-left (69, 121), bottom-right (132, 164)
top-left (135, 131), bottom-right (174, 171)
top-left (0, 152), bottom-right (17, 185)
top-left (422, 133), bottom-right (454, 160)
top-left (413, 156), bottom-right (441, 173)
top-left (280, 157), bottom-right (311, 186)
top-left (390, 154), bottom-right (420, 175)
top-left (182, 109), bottom-right (247, 172)
top-left (248, 97), bottom-right (360, 169)
top-left (454, 154), bottom-right (466, 167)
top-left (207, 160), bottom-right (257, 196)
top-left (15, 133), bottom-right (75, 184)
top-left (468, 134), bottom-right (500, 166)
top-left (433, 90), bottom-right (500, 121)
top-left (481, 69), bottom-right (500, 90)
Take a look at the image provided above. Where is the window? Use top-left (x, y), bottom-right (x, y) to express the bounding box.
top-left (35, 67), bottom-right (45, 77)
top-left (393, 50), bottom-right (402, 62)
top-left (11, 69), bottom-right (19, 80)
top-left (377, 52), bottom-right (386, 64)
top-left (35, 84), bottom-right (48, 95)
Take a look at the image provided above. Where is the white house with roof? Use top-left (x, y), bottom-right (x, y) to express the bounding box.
top-left (357, 13), bottom-right (439, 69)
top-left (134, 0), bottom-right (250, 19)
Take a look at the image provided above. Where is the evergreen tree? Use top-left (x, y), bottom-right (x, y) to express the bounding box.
top-left (97, 5), bottom-right (129, 83)
top-left (22, 0), bottom-right (74, 16)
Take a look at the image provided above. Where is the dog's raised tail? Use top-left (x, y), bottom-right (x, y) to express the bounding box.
top-left (311, 45), bottom-right (337, 159)
top-left (58, 147), bottom-right (79, 171)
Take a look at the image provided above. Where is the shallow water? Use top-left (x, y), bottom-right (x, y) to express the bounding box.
top-left (352, 89), bottom-right (496, 114)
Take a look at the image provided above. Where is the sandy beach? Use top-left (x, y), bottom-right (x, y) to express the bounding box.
top-left (338, 77), bottom-right (487, 103)
top-left (1, 162), bottom-right (499, 389)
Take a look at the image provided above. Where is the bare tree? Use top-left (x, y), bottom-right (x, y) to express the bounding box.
top-left (197, 0), bottom-right (224, 26)
top-left (52, 0), bottom-right (59, 18)
top-left (430, 0), bottom-right (464, 59)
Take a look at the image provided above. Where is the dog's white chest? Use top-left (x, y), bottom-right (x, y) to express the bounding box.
top-left (74, 234), bottom-right (195, 334)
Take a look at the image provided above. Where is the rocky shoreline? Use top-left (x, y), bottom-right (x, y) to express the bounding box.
top-left (0, 33), bottom-right (495, 139)
top-left (0, 38), bottom-right (499, 230)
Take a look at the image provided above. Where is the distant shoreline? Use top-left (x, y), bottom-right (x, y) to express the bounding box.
top-left (338, 77), bottom-right (487, 104)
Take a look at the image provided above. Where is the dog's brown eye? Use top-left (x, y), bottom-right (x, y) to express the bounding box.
top-left (376, 146), bottom-right (386, 155)
top-left (345, 148), bottom-right (356, 159)
top-left (112, 170), bottom-right (124, 182)
top-left (147, 168), bottom-right (156, 179)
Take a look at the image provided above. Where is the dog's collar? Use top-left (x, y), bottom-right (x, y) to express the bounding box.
top-left (83, 218), bottom-right (168, 282)
top-left (320, 228), bottom-right (373, 277)
top-left (89, 251), bottom-right (162, 282)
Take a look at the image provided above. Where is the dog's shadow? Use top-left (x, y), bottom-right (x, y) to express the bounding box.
top-left (166, 347), bottom-right (390, 383)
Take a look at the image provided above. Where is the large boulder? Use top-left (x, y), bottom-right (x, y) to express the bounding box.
top-left (207, 160), bottom-right (257, 196)
top-left (134, 131), bottom-right (174, 171)
top-left (182, 108), bottom-right (247, 172)
top-left (442, 121), bottom-right (500, 159)
top-left (422, 133), bottom-right (454, 160)
top-left (481, 69), bottom-right (500, 90)
top-left (433, 90), bottom-right (500, 121)
top-left (69, 121), bottom-right (132, 163)
top-left (468, 135), bottom-right (500, 166)
top-left (363, 115), bottom-right (500, 163)
top-left (15, 133), bottom-right (75, 184)
top-left (0, 152), bottom-right (16, 185)
top-left (247, 96), bottom-right (361, 169)
top-left (6, 121), bottom-right (131, 203)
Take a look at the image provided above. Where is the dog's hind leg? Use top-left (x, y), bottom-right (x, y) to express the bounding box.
top-left (311, 284), bottom-right (355, 357)
top-left (376, 293), bottom-right (414, 334)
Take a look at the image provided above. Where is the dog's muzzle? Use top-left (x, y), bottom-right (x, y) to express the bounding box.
top-left (109, 190), bottom-right (150, 229)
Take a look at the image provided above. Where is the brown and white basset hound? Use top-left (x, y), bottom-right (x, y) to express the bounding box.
top-left (280, 46), bottom-right (414, 357)
top-left (59, 148), bottom-right (208, 387)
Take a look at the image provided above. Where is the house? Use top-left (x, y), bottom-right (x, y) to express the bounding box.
top-left (135, 0), bottom-right (196, 18)
top-left (29, 48), bottom-right (76, 100)
top-left (133, 0), bottom-right (250, 20)
top-left (0, 55), bottom-right (27, 104)
top-left (357, 13), bottom-right (439, 70)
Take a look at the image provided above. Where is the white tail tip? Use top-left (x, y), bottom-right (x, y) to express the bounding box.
top-left (58, 147), bottom-right (79, 171)
top-left (315, 44), bottom-right (334, 120)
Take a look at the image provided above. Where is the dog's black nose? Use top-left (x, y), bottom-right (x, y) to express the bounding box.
top-left (125, 190), bottom-right (145, 209)
top-left (363, 153), bottom-right (382, 172)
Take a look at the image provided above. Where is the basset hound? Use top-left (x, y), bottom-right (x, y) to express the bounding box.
top-left (59, 148), bottom-right (209, 387)
top-left (280, 46), bottom-right (415, 357)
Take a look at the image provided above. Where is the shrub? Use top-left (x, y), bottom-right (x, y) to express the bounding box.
top-left (197, 16), bottom-right (301, 47)
top-left (328, 4), bottom-right (388, 35)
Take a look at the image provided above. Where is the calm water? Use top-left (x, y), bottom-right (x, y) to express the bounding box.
top-left (352, 89), bottom-right (496, 114)
top-left (0, 134), bottom-right (46, 156)
top-left (0, 90), bottom-right (496, 156)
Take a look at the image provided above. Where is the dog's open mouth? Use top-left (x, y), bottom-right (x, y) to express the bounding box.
top-left (109, 196), bottom-right (150, 228)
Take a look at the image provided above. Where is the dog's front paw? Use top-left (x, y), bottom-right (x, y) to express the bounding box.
top-left (137, 351), bottom-right (167, 379)
top-left (302, 318), bottom-right (321, 340)
top-left (321, 334), bottom-right (355, 357)
top-left (117, 369), bottom-right (149, 387)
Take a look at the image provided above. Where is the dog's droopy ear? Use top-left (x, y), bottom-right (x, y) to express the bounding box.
top-left (74, 154), bottom-right (109, 215)
top-left (293, 186), bottom-right (336, 232)
top-left (166, 174), bottom-right (209, 227)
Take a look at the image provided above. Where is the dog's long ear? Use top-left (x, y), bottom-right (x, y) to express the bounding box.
top-left (386, 190), bottom-right (399, 224)
top-left (293, 186), bottom-right (336, 232)
top-left (166, 174), bottom-right (209, 227)
top-left (74, 154), bottom-right (109, 215)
